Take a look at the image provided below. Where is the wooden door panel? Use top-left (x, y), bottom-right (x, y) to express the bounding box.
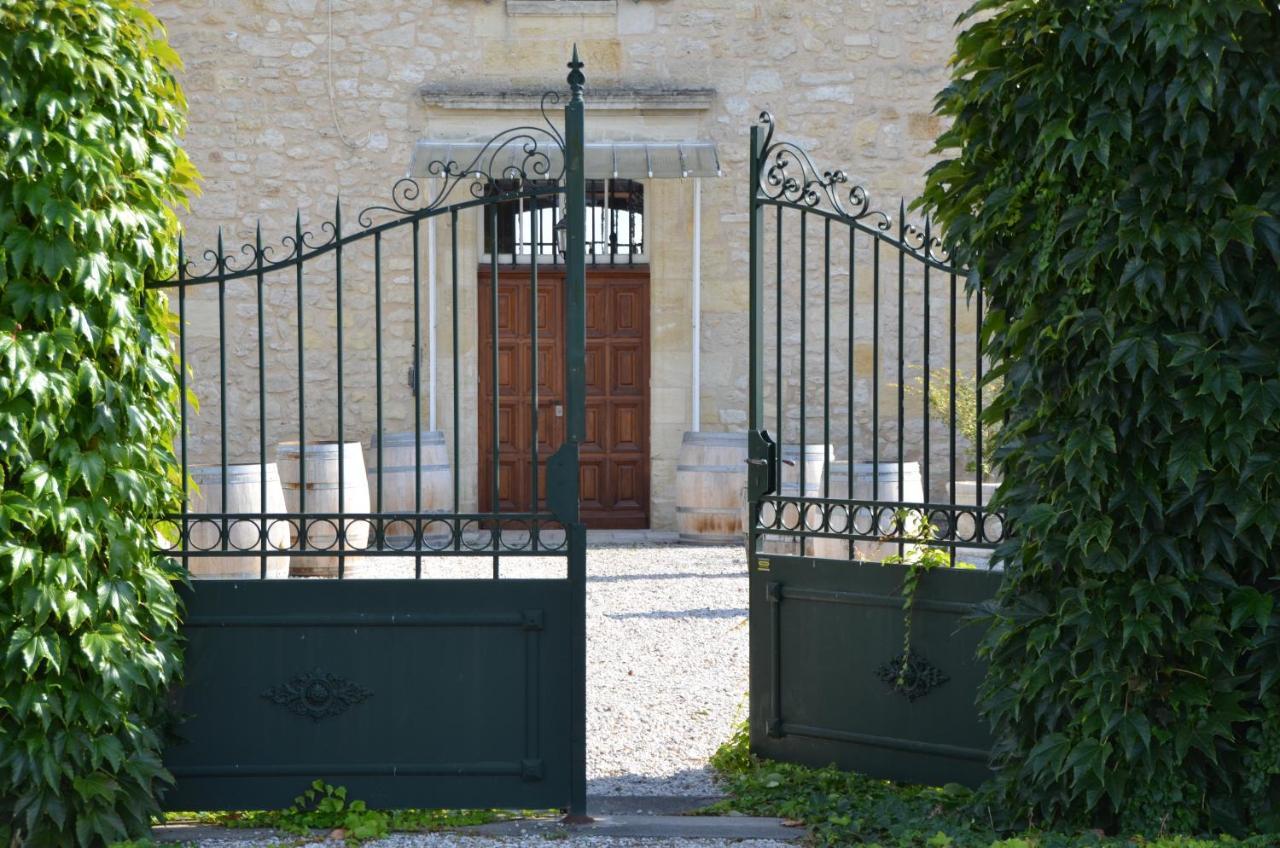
top-left (611, 288), bottom-right (642, 337)
top-left (609, 343), bottom-right (644, 395)
top-left (480, 266), bottom-right (648, 528)
top-left (611, 460), bottom-right (645, 509)
top-left (609, 401), bottom-right (644, 452)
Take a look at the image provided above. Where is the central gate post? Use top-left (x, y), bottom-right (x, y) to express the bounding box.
top-left (562, 45), bottom-right (590, 823)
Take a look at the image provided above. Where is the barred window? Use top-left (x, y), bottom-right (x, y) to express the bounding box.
top-left (483, 179), bottom-right (645, 263)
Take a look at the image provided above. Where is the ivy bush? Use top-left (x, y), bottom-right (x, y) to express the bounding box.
top-left (0, 1), bottom-right (198, 844)
top-left (922, 0), bottom-right (1280, 834)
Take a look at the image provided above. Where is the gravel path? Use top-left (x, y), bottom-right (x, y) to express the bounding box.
top-left (338, 542), bottom-right (751, 796)
top-left (583, 544), bottom-right (748, 797)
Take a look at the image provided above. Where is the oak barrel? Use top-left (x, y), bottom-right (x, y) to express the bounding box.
top-left (812, 461), bottom-right (924, 562)
top-left (277, 441), bottom-right (372, 577)
top-left (675, 431), bottom-right (748, 545)
top-left (760, 443), bottom-right (834, 555)
top-left (366, 430), bottom-right (452, 545)
top-left (186, 463), bottom-right (290, 579)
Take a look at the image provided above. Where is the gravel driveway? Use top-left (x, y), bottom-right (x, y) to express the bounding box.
top-left (584, 544), bottom-right (748, 797)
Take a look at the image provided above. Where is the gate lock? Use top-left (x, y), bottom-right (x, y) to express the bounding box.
top-left (746, 429), bottom-right (779, 501)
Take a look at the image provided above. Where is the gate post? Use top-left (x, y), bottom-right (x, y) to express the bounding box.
top-left (746, 123), bottom-right (775, 538)
top-left (562, 45), bottom-right (590, 823)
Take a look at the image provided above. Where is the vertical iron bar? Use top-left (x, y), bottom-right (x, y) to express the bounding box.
top-left (748, 124), bottom-right (765, 557)
top-left (775, 208), bottom-right (783, 471)
top-left (490, 203), bottom-right (501, 578)
top-left (178, 238), bottom-right (188, 574)
top-left (976, 280), bottom-right (984, 512)
top-left (798, 211), bottom-right (807, 556)
top-left (872, 237), bottom-right (880, 519)
top-left (452, 209), bottom-right (461, 542)
top-left (375, 232), bottom-right (384, 544)
top-left (897, 202), bottom-right (906, 559)
top-left (530, 195), bottom-right (541, 550)
top-left (216, 229), bottom-right (228, 545)
top-left (847, 228), bottom-right (855, 561)
top-left (335, 201), bottom-right (345, 579)
top-left (922, 219), bottom-right (931, 512)
top-left (949, 270), bottom-right (957, 566)
top-left (256, 225), bottom-right (267, 579)
top-left (295, 212), bottom-right (307, 558)
top-left (564, 47), bottom-right (588, 821)
top-left (823, 218), bottom-right (830, 501)
top-left (412, 219), bottom-right (422, 578)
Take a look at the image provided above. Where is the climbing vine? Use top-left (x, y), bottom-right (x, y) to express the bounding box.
top-left (0, 1), bottom-right (198, 844)
top-left (921, 0), bottom-right (1280, 833)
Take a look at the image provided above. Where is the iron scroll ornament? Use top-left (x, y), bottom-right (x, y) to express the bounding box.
top-left (157, 90), bottom-right (568, 285)
top-left (875, 653), bottom-right (950, 702)
top-left (262, 667), bottom-right (373, 721)
top-left (753, 112), bottom-right (952, 267)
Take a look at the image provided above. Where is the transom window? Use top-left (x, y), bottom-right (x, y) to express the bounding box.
top-left (482, 179), bottom-right (645, 265)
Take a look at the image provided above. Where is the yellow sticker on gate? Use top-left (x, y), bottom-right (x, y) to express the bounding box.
top-left (757, 558), bottom-right (771, 571)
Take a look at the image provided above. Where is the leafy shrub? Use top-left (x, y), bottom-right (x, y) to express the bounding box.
top-left (0, 1), bottom-right (198, 844)
top-left (922, 0), bottom-right (1280, 833)
top-left (710, 727), bottom-right (1280, 848)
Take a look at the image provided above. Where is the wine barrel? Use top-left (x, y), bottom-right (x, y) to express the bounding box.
top-left (365, 430), bottom-right (452, 546)
top-left (186, 463), bottom-right (290, 579)
top-left (760, 443), bottom-right (833, 555)
top-left (812, 461), bottom-right (924, 562)
top-left (277, 441), bottom-right (372, 577)
top-left (675, 431), bottom-right (748, 545)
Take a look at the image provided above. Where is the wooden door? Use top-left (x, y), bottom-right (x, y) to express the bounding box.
top-left (478, 266), bottom-right (650, 528)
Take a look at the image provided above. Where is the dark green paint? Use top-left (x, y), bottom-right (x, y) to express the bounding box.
top-left (159, 53), bottom-right (589, 815)
top-left (164, 580), bottom-right (574, 810)
top-left (748, 557), bottom-right (999, 787)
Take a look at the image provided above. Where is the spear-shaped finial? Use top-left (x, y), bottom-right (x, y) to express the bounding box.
top-left (567, 43), bottom-right (585, 100)
top-left (334, 196), bottom-right (342, 235)
top-left (898, 197), bottom-right (907, 237)
top-left (216, 225), bottom-right (225, 273)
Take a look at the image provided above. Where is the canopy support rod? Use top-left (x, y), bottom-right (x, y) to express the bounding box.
top-left (691, 177), bottom-right (702, 432)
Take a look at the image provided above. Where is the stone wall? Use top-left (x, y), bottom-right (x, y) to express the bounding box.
top-left (155, 0), bottom-right (977, 528)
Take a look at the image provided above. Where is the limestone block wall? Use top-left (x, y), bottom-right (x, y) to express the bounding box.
top-left (154, 0), bottom-right (974, 528)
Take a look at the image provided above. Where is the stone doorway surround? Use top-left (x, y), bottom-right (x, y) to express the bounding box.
top-left (415, 84), bottom-right (719, 531)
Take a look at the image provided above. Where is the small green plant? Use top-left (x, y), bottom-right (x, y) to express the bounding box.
top-left (709, 725), bottom-right (1280, 847)
top-left (201, 780), bottom-right (532, 844)
top-left (882, 509), bottom-right (977, 685)
top-left (903, 368), bottom-right (1002, 477)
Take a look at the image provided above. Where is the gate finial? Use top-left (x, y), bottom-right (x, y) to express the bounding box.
top-left (567, 44), bottom-right (585, 99)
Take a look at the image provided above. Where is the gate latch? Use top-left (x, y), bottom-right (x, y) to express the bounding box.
top-left (747, 429), bottom-right (777, 501)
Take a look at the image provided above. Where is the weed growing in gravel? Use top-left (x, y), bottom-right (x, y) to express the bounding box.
top-left (163, 780), bottom-right (550, 844)
top-left (709, 723), bottom-right (1280, 848)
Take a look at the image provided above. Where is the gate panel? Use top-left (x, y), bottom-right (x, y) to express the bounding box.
top-left (166, 580), bottom-right (572, 810)
top-left (152, 53), bottom-right (589, 815)
top-left (744, 113), bottom-right (1009, 785)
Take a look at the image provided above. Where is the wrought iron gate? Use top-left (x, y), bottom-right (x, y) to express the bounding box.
top-left (744, 113), bottom-right (1009, 785)
top-left (152, 54), bottom-right (589, 814)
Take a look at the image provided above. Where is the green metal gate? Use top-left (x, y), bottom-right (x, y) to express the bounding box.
top-left (151, 54), bottom-right (590, 814)
top-left (744, 113), bottom-right (1009, 785)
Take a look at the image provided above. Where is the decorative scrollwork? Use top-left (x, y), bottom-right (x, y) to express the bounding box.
top-left (152, 91), bottom-right (568, 286)
top-left (754, 112), bottom-right (957, 267)
top-left (876, 653), bottom-right (949, 701)
top-left (262, 667), bottom-right (372, 721)
top-left (356, 90), bottom-right (566, 227)
top-left (753, 498), bottom-right (1006, 548)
